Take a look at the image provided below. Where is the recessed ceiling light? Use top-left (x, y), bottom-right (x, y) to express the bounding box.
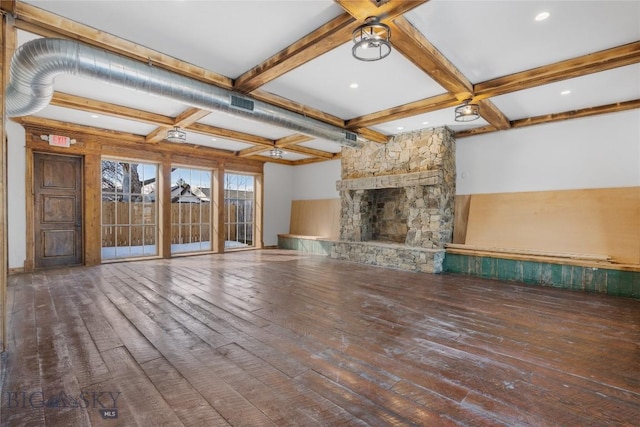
top-left (561, 90), bottom-right (571, 95)
top-left (349, 83), bottom-right (359, 89)
top-left (397, 126), bottom-right (404, 130)
top-left (422, 121), bottom-right (429, 125)
top-left (535, 11), bottom-right (550, 21)
top-left (90, 114), bottom-right (99, 118)
top-left (211, 137), bottom-right (217, 141)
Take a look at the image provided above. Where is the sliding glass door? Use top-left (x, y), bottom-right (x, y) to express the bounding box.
top-left (224, 173), bottom-right (255, 249)
top-left (101, 159), bottom-right (158, 260)
top-left (171, 167), bottom-right (213, 254)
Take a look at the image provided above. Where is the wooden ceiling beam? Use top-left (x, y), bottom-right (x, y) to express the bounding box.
top-left (511, 99), bottom-right (640, 129)
top-left (335, 0), bottom-right (428, 22)
top-left (246, 155), bottom-right (293, 166)
top-left (475, 41), bottom-right (640, 99)
top-left (354, 127), bottom-right (389, 144)
top-left (235, 13), bottom-right (358, 93)
top-left (456, 99), bottom-right (640, 138)
top-left (0, 0), bottom-right (16, 16)
top-left (10, 1), bottom-right (234, 89)
top-left (51, 92), bottom-right (174, 126)
top-left (293, 156), bottom-right (337, 166)
top-left (237, 145), bottom-right (273, 158)
top-left (478, 99), bottom-right (510, 130)
top-left (250, 89), bottom-right (346, 128)
top-left (275, 134), bottom-right (314, 148)
top-left (346, 93), bottom-right (459, 129)
top-left (186, 122), bottom-right (274, 147)
top-left (12, 116), bottom-right (146, 144)
top-left (284, 145), bottom-right (334, 159)
top-left (454, 125), bottom-right (496, 138)
top-left (146, 107), bottom-right (211, 143)
top-left (388, 17), bottom-right (473, 100)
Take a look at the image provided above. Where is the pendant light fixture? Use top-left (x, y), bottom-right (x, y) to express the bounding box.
top-left (166, 126), bottom-right (187, 143)
top-left (270, 148), bottom-right (283, 159)
top-left (352, 17), bottom-right (391, 62)
top-left (454, 99), bottom-right (480, 122)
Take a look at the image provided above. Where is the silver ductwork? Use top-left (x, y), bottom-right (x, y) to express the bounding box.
top-left (6, 38), bottom-right (367, 148)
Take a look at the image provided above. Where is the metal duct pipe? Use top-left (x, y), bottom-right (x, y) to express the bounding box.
top-left (6, 38), bottom-right (366, 148)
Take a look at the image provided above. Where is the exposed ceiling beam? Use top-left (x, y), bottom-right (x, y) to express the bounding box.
top-left (475, 41), bottom-right (640, 99)
top-left (454, 125), bottom-right (496, 138)
top-left (146, 108), bottom-right (211, 143)
top-left (354, 127), bottom-right (390, 144)
top-left (0, 0), bottom-right (16, 15)
top-left (335, 0), bottom-right (427, 22)
top-left (235, 13), bottom-right (358, 93)
top-left (12, 115), bottom-right (148, 144)
top-left (51, 92), bottom-right (174, 126)
top-left (274, 134), bottom-right (314, 148)
top-left (456, 99), bottom-right (640, 138)
top-left (293, 154), bottom-right (340, 166)
top-left (246, 155), bottom-right (293, 166)
top-left (346, 93), bottom-right (459, 129)
top-left (8, 2), bottom-right (234, 90)
top-left (510, 99), bottom-right (640, 129)
top-left (237, 145), bottom-right (273, 158)
top-left (388, 17), bottom-right (473, 100)
top-left (478, 99), bottom-right (510, 130)
top-left (250, 89), bottom-right (346, 128)
top-left (283, 145), bottom-right (334, 159)
top-left (186, 122), bottom-right (274, 147)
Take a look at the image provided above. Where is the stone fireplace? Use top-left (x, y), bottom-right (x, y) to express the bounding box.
top-left (331, 127), bottom-right (455, 273)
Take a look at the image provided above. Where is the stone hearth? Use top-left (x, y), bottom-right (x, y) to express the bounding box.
top-left (331, 127), bottom-right (455, 273)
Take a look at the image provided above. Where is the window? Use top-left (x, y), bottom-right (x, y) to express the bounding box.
top-left (224, 173), bottom-right (255, 249)
top-left (101, 160), bottom-right (158, 259)
top-left (171, 167), bottom-right (213, 254)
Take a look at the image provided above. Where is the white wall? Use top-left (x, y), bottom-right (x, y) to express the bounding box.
top-left (291, 159), bottom-right (341, 200)
top-left (263, 162), bottom-right (294, 246)
top-left (7, 111), bottom-right (638, 263)
top-left (7, 121), bottom-right (26, 270)
top-left (456, 109), bottom-right (640, 194)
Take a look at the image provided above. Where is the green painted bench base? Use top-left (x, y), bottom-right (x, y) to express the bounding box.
top-left (444, 253), bottom-right (640, 298)
top-left (277, 235), bottom-right (333, 256)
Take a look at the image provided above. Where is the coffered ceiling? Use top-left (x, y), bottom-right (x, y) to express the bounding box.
top-left (3, 0), bottom-right (639, 165)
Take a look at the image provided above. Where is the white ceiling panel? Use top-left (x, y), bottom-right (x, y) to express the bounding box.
top-left (8, 1), bottom-right (638, 165)
top-left (183, 132), bottom-right (253, 152)
top-left (261, 41), bottom-right (446, 120)
top-left (406, 0), bottom-right (640, 83)
top-left (23, 0), bottom-right (344, 78)
top-left (298, 139), bottom-right (342, 154)
top-left (197, 111), bottom-right (294, 140)
top-left (493, 64), bottom-right (640, 120)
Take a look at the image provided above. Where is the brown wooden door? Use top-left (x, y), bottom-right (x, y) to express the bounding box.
top-left (34, 153), bottom-right (83, 268)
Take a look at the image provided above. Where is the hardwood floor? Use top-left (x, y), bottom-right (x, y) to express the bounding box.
top-left (1, 250), bottom-right (638, 426)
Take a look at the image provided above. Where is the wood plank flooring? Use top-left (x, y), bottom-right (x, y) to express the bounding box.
top-left (1, 250), bottom-right (638, 426)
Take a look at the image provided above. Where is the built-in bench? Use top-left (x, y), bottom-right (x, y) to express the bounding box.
top-left (277, 234), bottom-right (334, 256)
top-left (277, 199), bottom-right (340, 255)
top-left (447, 187), bottom-right (640, 298)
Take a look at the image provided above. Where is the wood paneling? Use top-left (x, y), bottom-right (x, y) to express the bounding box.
top-left (2, 251), bottom-right (639, 425)
top-left (288, 198), bottom-right (340, 239)
top-left (452, 194), bottom-right (471, 244)
top-left (464, 187), bottom-right (640, 265)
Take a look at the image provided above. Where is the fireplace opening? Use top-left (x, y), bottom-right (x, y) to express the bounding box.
top-left (369, 188), bottom-right (408, 244)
